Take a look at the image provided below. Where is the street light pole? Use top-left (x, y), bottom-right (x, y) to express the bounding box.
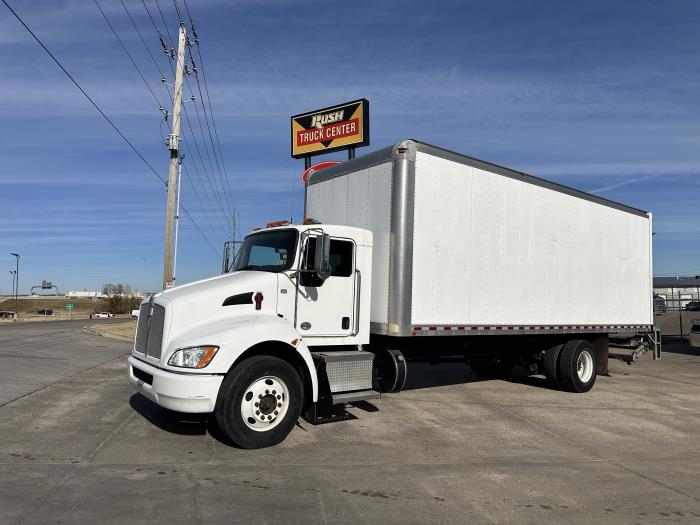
top-left (9, 270), bottom-right (16, 298)
top-left (10, 253), bottom-right (20, 321)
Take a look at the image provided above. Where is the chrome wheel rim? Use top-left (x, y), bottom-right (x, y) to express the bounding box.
top-left (577, 350), bottom-right (594, 383)
top-left (240, 376), bottom-right (289, 432)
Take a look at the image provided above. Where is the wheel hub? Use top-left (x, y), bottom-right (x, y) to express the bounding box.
top-left (240, 376), bottom-right (289, 432)
top-left (577, 350), bottom-right (594, 383)
top-left (259, 394), bottom-right (277, 415)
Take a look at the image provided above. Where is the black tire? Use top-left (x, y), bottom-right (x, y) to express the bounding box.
top-left (543, 343), bottom-right (564, 388)
top-left (557, 339), bottom-right (597, 393)
top-left (214, 355), bottom-right (302, 449)
top-left (470, 361), bottom-right (514, 379)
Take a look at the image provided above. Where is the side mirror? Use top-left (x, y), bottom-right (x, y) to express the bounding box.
top-left (314, 234), bottom-right (331, 282)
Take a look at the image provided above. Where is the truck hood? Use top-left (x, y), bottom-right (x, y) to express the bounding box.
top-left (152, 271), bottom-right (280, 347)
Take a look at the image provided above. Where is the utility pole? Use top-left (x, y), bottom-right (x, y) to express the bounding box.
top-left (172, 156), bottom-right (183, 284)
top-left (162, 23), bottom-right (186, 290)
top-left (11, 253), bottom-right (20, 320)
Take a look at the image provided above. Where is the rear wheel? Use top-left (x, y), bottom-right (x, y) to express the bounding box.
top-left (557, 339), bottom-right (597, 393)
top-left (215, 355), bottom-right (302, 449)
top-left (543, 343), bottom-right (564, 388)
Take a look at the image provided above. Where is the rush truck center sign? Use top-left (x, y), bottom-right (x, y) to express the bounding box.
top-left (291, 99), bottom-right (369, 158)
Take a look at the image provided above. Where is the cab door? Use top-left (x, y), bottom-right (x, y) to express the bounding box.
top-left (295, 236), bottom-right (356, 337)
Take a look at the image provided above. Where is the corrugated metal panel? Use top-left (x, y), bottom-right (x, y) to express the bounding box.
top-left (411, 151), bottom-right (653, 327)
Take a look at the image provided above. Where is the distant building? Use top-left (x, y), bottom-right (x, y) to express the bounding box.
top-left (66, 291), bottom-right (102, 298)
top-left (653, 276), bottom-right (700, 310)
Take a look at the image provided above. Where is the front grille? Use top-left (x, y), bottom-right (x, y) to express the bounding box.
top-left (133, 301), bottom-right (166, 360)
top-left (134, 303), bottom-right (150, 354)
top-left (146, 304), bottom-right (165, 359)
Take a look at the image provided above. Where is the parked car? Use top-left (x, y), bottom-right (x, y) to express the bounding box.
top-left (684, 301), bottom-right (700, 311)
top-left (690, 319), bottom-right (700, 348)
top-left (36, 308), bottom-right (54, 316)
top-left (131, 309), bottom-right (140, 319)
top-left (94, 312), bottom-right (114, 318)
top-left (0, 311), bottom-right (15, 319)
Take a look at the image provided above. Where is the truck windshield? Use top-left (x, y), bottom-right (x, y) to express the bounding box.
top-left (234, 229), bottom-right (297, 273)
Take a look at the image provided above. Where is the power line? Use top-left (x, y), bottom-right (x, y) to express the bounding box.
top-left (93, 0), bottom-right (161, 108)
top-left (181, 161), bottom-right (228, 243)
top-left (172, 0), bottom-right (184, 24)
top-left (95, 0), bottom-right (225, 249)
top-left (0, 0), bottom-right (219, 257)
top-left (139, 5), bottom-right (228, 245)
top-left (180, 0), bottom-right (236, 209)
top-left (192, 43), bottom-right (236, 207)
top-left (152, 1), bottom-right (233, 227)
top-left (139, 0), bottom-right (229, 238)
top-left (189, 51), bottom-right (233, 211)
top-left (120, 0), bottom-right (169, 98)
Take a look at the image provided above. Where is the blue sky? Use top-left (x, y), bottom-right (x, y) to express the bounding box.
top-left (1, 0), bottom-right (698, 294)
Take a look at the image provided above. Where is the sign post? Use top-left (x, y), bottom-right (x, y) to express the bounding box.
top-left (66, 303), bottom-right (73, 319)
top-left (291, 99), bottom-right (369, 219)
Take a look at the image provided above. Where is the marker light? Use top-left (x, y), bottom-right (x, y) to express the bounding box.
top-left (168, 346), bottom-right (219, 368)
top-left (266, 220), bottom-right (290, 228)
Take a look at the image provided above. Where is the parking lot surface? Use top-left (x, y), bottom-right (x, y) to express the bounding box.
top-left (1, 323), bottom-right (699, 524)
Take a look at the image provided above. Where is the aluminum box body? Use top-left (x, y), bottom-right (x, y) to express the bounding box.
top-left (307, 140), bottom-right (653, 337)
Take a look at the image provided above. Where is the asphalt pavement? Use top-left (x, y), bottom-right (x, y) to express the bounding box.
top-left (1, 321), bottom-right (699, 524)
top-left (0, 319), bottom-right (131, 406)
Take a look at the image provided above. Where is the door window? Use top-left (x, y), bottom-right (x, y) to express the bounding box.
top-left (328, 240), bottom-right (353, 277)
top-left (301, 238), bottom-right (354, 286)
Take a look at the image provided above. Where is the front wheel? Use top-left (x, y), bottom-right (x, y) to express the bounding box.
top-left (214, 355), bottom-right (303, 449)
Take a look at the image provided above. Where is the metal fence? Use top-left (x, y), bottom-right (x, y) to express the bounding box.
top-left (654, 291), bottom-right (700, 337)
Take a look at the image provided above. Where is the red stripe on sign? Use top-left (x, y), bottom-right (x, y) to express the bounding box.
top-left (428, 326), bottom-right (437, 331)
top-left (444, 326), bottom-right (451, 331)
top-left (457, 326), bottom-right (465, 331)
top-left (413, 326), bottom-right (421, 331)
top-left (296, 119), bottom-right (359, 147)
top-left (470, 327), bottom-right (478, 331)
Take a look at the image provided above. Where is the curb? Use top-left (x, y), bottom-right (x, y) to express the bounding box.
top-left (83, 325), bottom-right (134, 343)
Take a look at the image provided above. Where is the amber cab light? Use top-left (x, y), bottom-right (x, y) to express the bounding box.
top-left (266, 220), bottom-right (289, 228)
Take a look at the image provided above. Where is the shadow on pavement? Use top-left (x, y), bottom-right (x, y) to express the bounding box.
top-left (402, 362), bottom-right (490, 391)
top-left (659, 337), bottom-right (699, 356)
top-left (129, 393), bottom-right (229, 443)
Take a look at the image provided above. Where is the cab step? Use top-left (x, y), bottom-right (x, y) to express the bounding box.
top-left (331, 389), bottom-right (380, 405)
top-left (304, 350), bottom-right (380, 425)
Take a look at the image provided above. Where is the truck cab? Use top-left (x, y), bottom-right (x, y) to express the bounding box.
top-left (128, 223), bottom-right (374, 448)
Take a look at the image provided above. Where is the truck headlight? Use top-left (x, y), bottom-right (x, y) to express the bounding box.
top-left (168, 346), bottom-right (219, 368)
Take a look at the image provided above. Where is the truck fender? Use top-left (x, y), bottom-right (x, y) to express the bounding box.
top-left (166, 314), bottom-right (318, 402)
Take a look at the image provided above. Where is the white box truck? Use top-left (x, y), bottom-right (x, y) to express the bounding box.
top-left (128, 139), bottom-right (657, 449)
